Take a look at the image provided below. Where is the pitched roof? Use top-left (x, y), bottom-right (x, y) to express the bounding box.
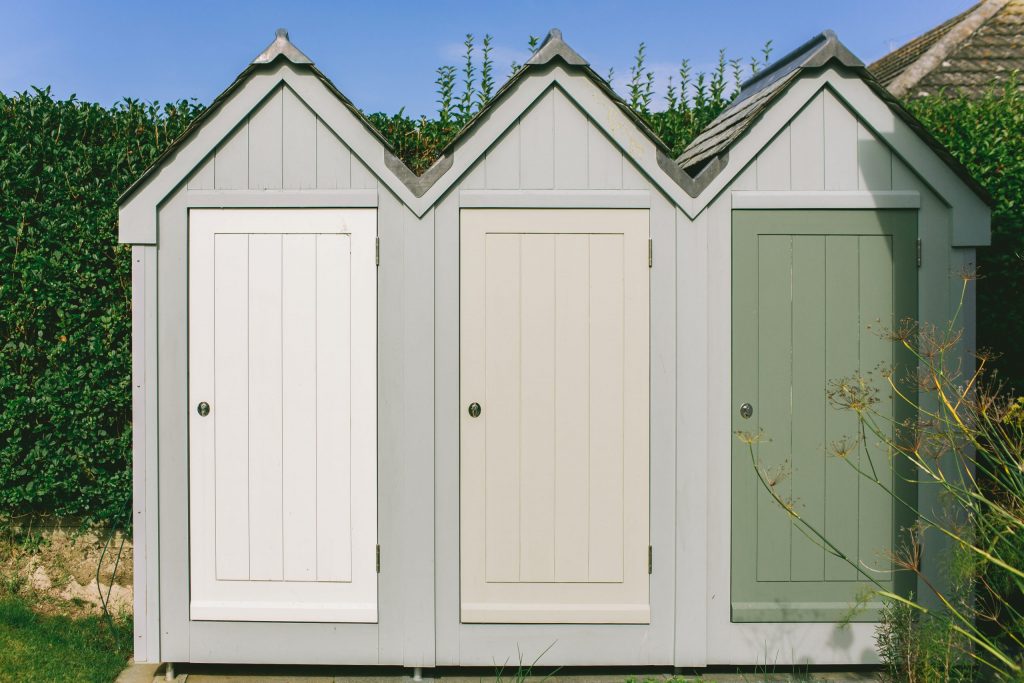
top-left (869, 0), bottom-right (1023, 98)
top-left (676, 30), bottom-right (862, 173)
top-left (117, 29), bottom-right (397, 204)
top-left (436, 29), bottom-right (669, 158)
top-left (675, 30), bottom-right (992, 205)
top-left (118, 28), bottom-right (668, 207)
top-left (120, 26), bottom-right (992, 218)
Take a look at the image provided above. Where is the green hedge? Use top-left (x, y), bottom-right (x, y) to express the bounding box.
top-left (0, 89), bottom-right (202, 525)
top-left (1, 56), bottom-right (1021, 527)
top-left (904, 77), bottom-right (1024, 392)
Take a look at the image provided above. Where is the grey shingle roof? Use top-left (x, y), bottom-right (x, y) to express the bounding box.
top-left (676, 31), bottom-right (861, 173)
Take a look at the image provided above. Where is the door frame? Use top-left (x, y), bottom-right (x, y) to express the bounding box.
top-left (187, 208), bottom-right (378, 623)
top-left (705, 204), bottom-right (919, 664)
top-left (155, 191), bottom-right (412, 664)
top-left (434, 193), bottom-right (679, 666)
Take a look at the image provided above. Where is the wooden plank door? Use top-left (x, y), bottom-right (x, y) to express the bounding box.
top-left (188, 208), bottom-right (377, 622)
top-left (731, 209), bottom-right (917, 623)
top-left (460, 209), bottom-right (650, 624)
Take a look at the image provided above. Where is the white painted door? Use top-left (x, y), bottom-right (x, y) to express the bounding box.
top-left (188, 208), bottom-right (377, 622)
top-left (460, 209), bottom-right (650, 624)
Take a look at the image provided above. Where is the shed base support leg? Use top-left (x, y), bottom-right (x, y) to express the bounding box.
top-left (164, 662), bottom-right (175, 680)
top-left (407, 666), bottom-right (434, 681)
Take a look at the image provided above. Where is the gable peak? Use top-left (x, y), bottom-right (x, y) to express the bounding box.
top-left (252, 28), bottom-right (314, 65)
top-left (525, 28), bottom-right (589, 67)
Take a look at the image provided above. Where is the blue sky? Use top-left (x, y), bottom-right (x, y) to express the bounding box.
top-left (1, 1), bottom-right (973, 117)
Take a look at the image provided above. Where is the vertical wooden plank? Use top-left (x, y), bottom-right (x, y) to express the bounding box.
top-left (316, 118), bottom-right (352, 189)
top-left (824, 91), bottom-right (858, 191)
top-left (249, 88), bottom-right (284, 190)
top-left (485, 125), bottom-right (521, 189)
top-left (376, 191), bottom-right (405, 658)
top-left (484, 233), bottom-right (521, 581)
top-left (587, 121), bottom-right (622, 189)
top-left (399, 205), bottom-right (435, 665)
top-left (756, 127), bottom-right (791, 190)
top-left (552, 89), bottom-right (588, 189)
top-left (247, 234), bottom-right (284, 581)
top-left (790, 235), bottom-right (826, 581)
top-left (350, 156), bottom-right (377, 189)
top-left (824, 235), bottom-right (861, 580)
top-left (213, 233), bottom-right (250, 580)
top-left (676, 205), bottom-right (706, 666)
top-left (858, 234), bottom-right (894, 577)
top-left (460, 161), bottom-right (486, 189)
top-left (890, 156), bottom-right (917, 191)
top-left (519, 234), bottom-right (556, 582)
top-left (187, 156), bottom-right (215, 191)
top-left (520, 91), bottom-right (555, 189)
top-left (316, 233), bottom-right (353, 582)
top-left (554, 234), bottom-right (590, 582)
top-left (858, 122), bottom-right (893, 191)
top-left (755, 235), bottom-right (793, 581)
top-left (130, 247), bottom-right (147, 659)
top-left (283, 87), bottom-right (317, 190)
top-left (214, 123), bottom-right (248, 190)
top-left (281, 234), bottom-right (318, 581)
top-left (621, 160), bottom-right (647, 190)
top-left (435, 195), bottom-right (461, 663)
top-left (790, 92), bottom-right (825, 190)
top-left (588, 234), bottom-right (624, 582)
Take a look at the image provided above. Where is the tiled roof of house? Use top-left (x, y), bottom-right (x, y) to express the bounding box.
top-left (869, 0), bottom-right (1024, 98)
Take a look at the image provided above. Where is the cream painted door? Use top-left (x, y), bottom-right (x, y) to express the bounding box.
top-left (460, 208), bottom-right (650, 624)
top-left (188, 208), bottom-right (377, 622)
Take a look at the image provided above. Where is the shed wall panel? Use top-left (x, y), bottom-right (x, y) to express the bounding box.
top-left (316, 118), bottom-right (352, 189)
top-left (519, 91), bottom-right (555, 189)
top-left (755, 127), bottom-right (791, 190)
top-left (789, 92), bottom-right (824, 190)
top-left (823, 90), bottom-right (858, 191)
top-left (248, 89), bottom-right (284, 190)
top-left (215, 124), bottom-right (249, 190)
top-left (188, 157), bottom-right (215, 191)
top-left (485, 126), bottom-right (521, 188)
top-left (282, 87), bottom-right (317, 190)
top-left (553, 88), bottom-right (589, 188)
top-left (857, 121), bottom-right (893, 190)
top-left (587, 120), bottom-right (623, 189)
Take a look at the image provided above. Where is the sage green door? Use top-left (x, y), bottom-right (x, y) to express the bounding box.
top-left (731, 209), bottom-right (917, 623)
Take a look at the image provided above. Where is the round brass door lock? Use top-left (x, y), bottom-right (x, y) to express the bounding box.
top-left (468, 402), bottom-right (482, 418)
top-left (197, 401), bottom-right (211, 417)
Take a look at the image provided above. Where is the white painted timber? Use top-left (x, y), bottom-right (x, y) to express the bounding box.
top-left (459, 190), bottom-right (649, 208)
top-left (732, 190), bottom-right (920, 209)
top-left (185, 189), bottom-right (377, 208)
top-left (188, 208), bottom-right (377, 622)
top-left (459, 208), bottom-right (650, 624)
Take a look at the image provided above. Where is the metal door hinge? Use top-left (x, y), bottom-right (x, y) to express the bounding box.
top-left (376, 237), bottom-right (380, 267)
top-left (648, 238), bottom-right (653, 268)
top-left (916, 238), bottom-right (922, 268)
top-left (648, 545), bottom-right (653, 574)
top-left (376, 544), bottom-right (381, 573)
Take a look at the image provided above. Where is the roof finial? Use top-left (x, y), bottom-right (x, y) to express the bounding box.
top-left (252, 27), bottom-right (314, 65)
top-left (525, 27), bottom-right (588, 67)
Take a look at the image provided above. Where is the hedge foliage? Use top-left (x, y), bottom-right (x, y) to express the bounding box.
top-left (1, 40), bottom-right (1022, 526)
top-left (0, 89), bottom-right (202, 525)
top-left (904, 77), bottom-right (1024, 392)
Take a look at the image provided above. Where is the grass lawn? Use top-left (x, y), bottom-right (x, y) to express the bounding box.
top-left (0, 594), bottom-right (130, 683)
